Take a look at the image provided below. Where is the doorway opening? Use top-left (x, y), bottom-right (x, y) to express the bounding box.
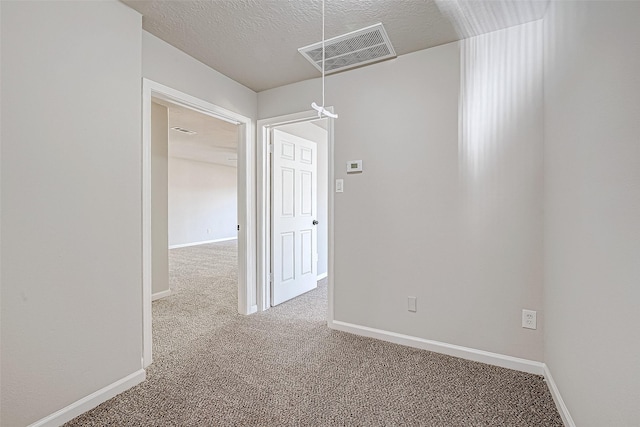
top-left (150, 95), bottom-right (239, 297)
top-left (257, 110), bottom-right (335, 324)
top-left (142, 79), bottom-right (256, 368)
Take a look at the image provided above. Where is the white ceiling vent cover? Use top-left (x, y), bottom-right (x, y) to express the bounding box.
top-left (298, 23), bottom-right (396, 74)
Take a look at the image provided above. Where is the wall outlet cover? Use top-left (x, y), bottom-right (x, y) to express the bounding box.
top-left (522, 309), bottom-right (537, 329)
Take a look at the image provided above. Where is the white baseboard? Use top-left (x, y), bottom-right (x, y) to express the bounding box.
top-left (329, 320), bottom-right (544, 375)
top-left (317, 272), bottom-right (328, 281)
top-left (169, 236), bottom-right (237, 249)
top-left (29, 369), bottom-right (146, 427)
top-left (152, 289), bottom-right (172, 301)
top-left (543, 363), bottom-right (576, 427)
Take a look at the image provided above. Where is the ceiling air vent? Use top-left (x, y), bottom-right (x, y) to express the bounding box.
top-left (298, 23), bottom-right (396, 74)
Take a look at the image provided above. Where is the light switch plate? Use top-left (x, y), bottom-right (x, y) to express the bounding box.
top-left (408, 296), bottom-right (417, 312)
top-left (336, 179), bottom-right (344, 193)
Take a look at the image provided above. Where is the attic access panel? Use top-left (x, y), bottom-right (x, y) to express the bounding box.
top-left (298, 23), bottom-right (397, 74)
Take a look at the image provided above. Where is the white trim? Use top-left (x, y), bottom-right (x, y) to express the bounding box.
top-left (151, 289), bottom-right (172, 301)
top-left (543, 363), bottom-right (576, 427)
top-left (236, 119), bottom-right (257, 317)
top-left (317, 272), bottom-right (328, 281)
top-left (142, 79), bottom-right (256, 369)
top-left (28, 369), bottom-right (145, 427)
top-left (329, 320), bottom-right (545, 375)
top-left (327, 113), bottom-right (335, 326)
top-left (169, 237), bottom-right (237, 249)
top-left (142, 81), bottom-right (153, 367)
top-left (256, 120), bottom-right (271, 311)
top-left (257, 110), bottom-right (335, 316)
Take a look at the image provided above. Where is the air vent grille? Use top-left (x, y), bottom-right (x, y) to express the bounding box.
top-left (299, 23), bottom-right (396, 74)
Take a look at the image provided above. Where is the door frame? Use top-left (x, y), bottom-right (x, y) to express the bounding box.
top-left (142, 79), bottom-right (257, 368)
top-left (257, 109), bottom-right (335, 325)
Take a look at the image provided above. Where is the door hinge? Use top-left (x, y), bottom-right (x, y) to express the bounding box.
top-left (268, 144), bottom-right (274, 153)
top-left (237, 224), bottom-right (240, 231)
top-left (269, 273), bottom-right (273, 282)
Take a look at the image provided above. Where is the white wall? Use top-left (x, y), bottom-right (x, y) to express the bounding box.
top-left (152, 102), bottom-right (170, 296)
top-left (457, 21), bottom-right (544, 361)
top-left (142, 31), bottom-right (257, 120)
top-left (259, 21), bottom-right (545, 361)
top-left (0, 2), bottom-right (143, 425)
top-left (543, 2), bottom-right (640, 425)
top-left (169, 158), bottom-right (238, 247)
top-left (276, 122), bottom-right (329, 277)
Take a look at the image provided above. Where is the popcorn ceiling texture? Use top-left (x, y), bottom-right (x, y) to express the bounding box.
top-left (122, 0), bottom-right (455, 91)
top-left (65, 241), bottom-right (562, 426)
top-left (124, 0), bottom-right (548, 91)
top-left (125, 0), bottom-right (462, 91)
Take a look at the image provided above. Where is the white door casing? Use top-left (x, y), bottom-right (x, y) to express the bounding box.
top-left (271, 129), bottom-right (318, 306)
top-left (142, 79), bottom-right (256, 368)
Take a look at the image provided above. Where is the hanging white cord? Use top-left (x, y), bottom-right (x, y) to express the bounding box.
top-left (322, 0), bottom-right (325, 109)
top-left (311, 0), bottom-right (338, 119)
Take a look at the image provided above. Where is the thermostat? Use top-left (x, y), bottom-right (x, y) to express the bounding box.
top-left (346, 160), bottom-right (362, 173)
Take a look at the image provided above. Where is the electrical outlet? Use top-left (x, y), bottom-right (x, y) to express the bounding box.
top-left (408, 296), bottom-right (417, 313)
top-left (522, 309), bottom-right (537, 329)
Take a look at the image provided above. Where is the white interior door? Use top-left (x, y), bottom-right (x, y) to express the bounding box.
top-left (271, 129), bottom-right (318, 306)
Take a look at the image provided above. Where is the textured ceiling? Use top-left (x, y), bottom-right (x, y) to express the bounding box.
top-left (124, 0), bottom-right (548, 92)
top-left (153, 98), bottom-right (239, 168)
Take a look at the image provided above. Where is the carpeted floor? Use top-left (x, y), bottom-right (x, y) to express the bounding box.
top-left (66, 241), bottom-right (563, 426)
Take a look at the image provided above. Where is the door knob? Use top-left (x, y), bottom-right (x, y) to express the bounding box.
top-left (313, 220), bottom-right (319, 225)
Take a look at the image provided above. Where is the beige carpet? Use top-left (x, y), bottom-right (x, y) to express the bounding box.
top-left (66, 241), bottom-right (562, 426)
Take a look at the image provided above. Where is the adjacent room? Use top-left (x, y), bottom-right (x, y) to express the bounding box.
top-left (1, 1), bottom-right (638, 426)
top-left (149, 97), bottom-right (241, 355)
top-left (150, 97), bottom-right (240, 299)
